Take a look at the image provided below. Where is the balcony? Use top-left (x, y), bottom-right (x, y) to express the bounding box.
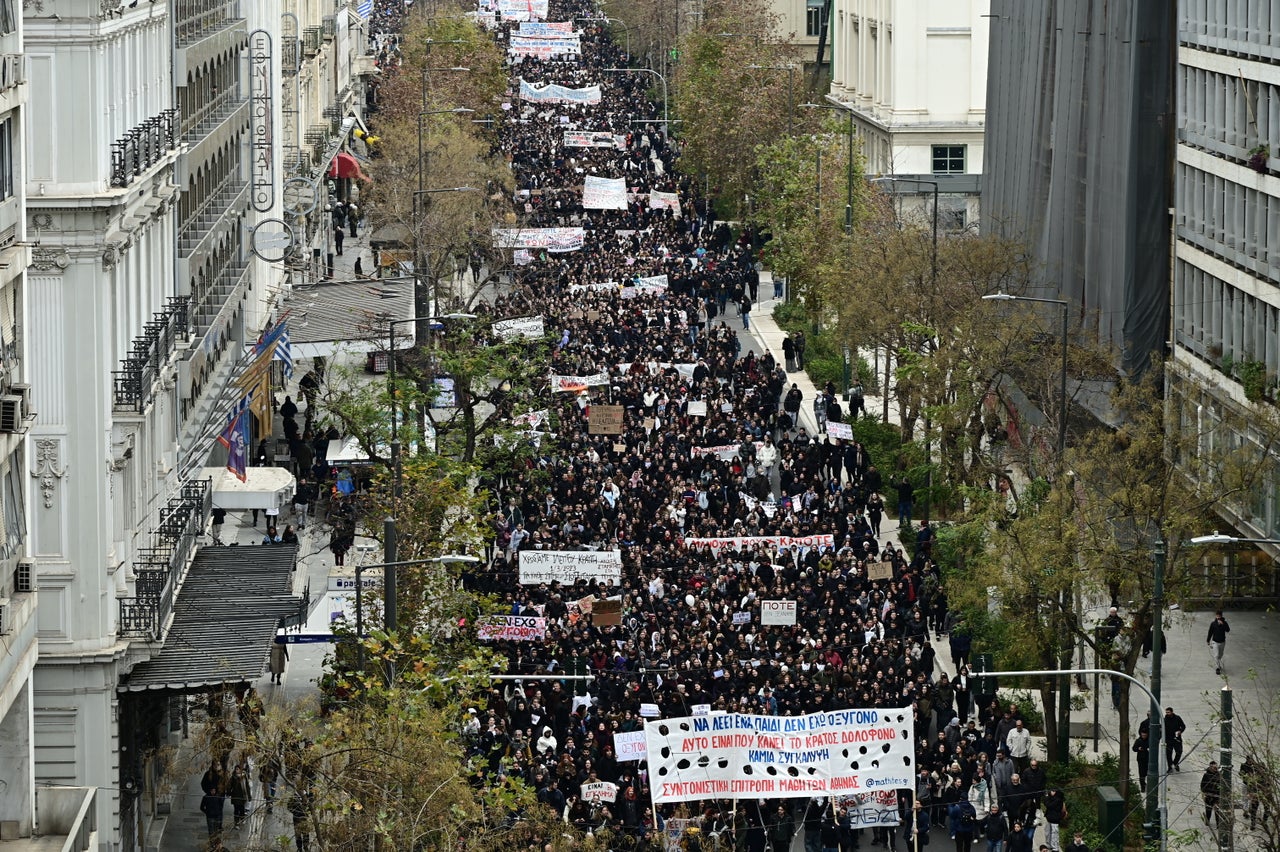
top-left (191, 258), bottom-right (250, 342)
top-left (177, 177), bottom-right (249, 262)
top-left (112, 298), bottom-right (191, 413)
top-left (118, 480), bottom-right (211, 639)
top-left (303, 26), bottom-right (322, 57)
top-left (0, 787), bottom-right (97, 852)
top-left (181, 86), bottom-right (245, 142)
top-left (110, 110), bottom-right (179, 189)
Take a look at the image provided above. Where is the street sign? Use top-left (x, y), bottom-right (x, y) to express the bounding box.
top-left (250, 219), bottom-right (296, 263)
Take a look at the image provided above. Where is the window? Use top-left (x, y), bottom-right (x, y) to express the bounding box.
top-left (806, 0), bottom-right (824, 37)
top-left (931, 144), bottom-right (966, 175)
top-left (0, 0), bottom-right (14, 36)
top-left (0, 118), bottom-right (12, 202)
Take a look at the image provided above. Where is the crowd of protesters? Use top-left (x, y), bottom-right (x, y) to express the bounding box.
top-left (389, 2), bottom-right (1097, 851)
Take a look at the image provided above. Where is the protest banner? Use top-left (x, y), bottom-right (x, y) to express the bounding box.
top-left (518, 549), bottom-right (622, 584)
top-left (639, 703), bottom-right (660, 718)
top-left (494, 0), bottom-right (549, 20)
top-left (575, 595), bottom-right (595, 614)
top-left (645, 707), bottom-right (916, 804)
top-left (512, 409), bottom-right (550, 429)
top-left (492, 316), bottom-right (545, 340)
top-left (690, 442), bottom-right (763, 461)
top-left (687, 400), bottom-right (708, 417)
top-left (614, 730), bottom-right (648, 762)
top-left (682, 533), bottom-right (836, 551)
top-left (760, 600), bottom-right (797, 626)
top-left (588, 404), bottom-right (625, 434)
top-left (550, 372), bottom-right (609, 392)
top-left (635, 273), bottom-right (669, 288)
top-left (663, 819), bottom-right (693, 852)
top-left (649, 189), bottom-right (681, 213)
top-left (476, 615), bottom-right (547, 641)
top-left (732, 611), bottom-right (751, 625)
top-left (492, 227), bottom-right (585, 252)
top-left (519, 79), bottom-right (602, 104)
top-left (826, 421), bottom-right (854, 440)
top-left (692, 704), bottom-right (711, 716)
top-left (516, 20), bottom-right (574, 36)
top-left (564, 130), bottom-right (627, 149)
top-left (836, 790), bottom-right (902, 826)
top-left (581, 781), bottom-right (618, 803)
top-left (508, 35), bottom-right (580, 58)
top-left (582, 175), bottom-right (629, 210)
top-left (867, 562), bottom-right (894, 581)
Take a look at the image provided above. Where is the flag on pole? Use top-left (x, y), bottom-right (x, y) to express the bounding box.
top-left (237, 339), bottom-right (279, 428)
top-left (217, 397), bottom-right (252, 482)
top-left (256, 318), bottom-right (294, 378)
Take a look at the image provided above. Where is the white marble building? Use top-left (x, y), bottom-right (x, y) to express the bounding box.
top-left (826, 0), bottom-right (988, 229)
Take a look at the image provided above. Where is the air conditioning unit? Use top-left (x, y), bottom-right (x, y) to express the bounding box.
top-left (8, 383), bottom-right (30, 416)
top-left (15, 560), bottom-right (34, 593)
top-left (0, 395), bottom-right (24, 433)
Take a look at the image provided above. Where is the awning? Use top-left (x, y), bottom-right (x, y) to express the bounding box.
top-left (328, 151), bottom-right (370, 181)
top-left (280, 277), bottom-right (415, 358)
top-left (202, 466), bottom-right (296, 510)
top-left (119, 545), bottom-right (304, 694)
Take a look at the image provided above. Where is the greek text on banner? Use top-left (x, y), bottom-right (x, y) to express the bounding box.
top-left (682, 534), bottom-right (835, 550)
top-left (518, 549), bottom-right (622, 585)
top-left (476, 615), bottom-right (547, 641)
top-left (645, 708), bottom-right (916, 804)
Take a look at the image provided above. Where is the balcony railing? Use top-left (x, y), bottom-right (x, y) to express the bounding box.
top-left (322, 15), bottom-right (336, 41)
top-left (113, 297), bottom-right (190, 412)
top-left (303, 26), bottom-right (322, 56)
top-left (110, 110), bottom-right (178, 189)
top-left (119, 480), bottom-right (211, 639)
top-left (181, 86), bottom-right (244, 141)
top-left (178, 176), bottom-right (247, 253)
top-left (175, 0), bottom-right (241, 47)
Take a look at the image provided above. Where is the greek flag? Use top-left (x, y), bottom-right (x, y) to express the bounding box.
top-left (217, 395), bottom-right (253, 483)
top-left (256, 319), bottom-right (294, 379)
top-left (357, 0), bottom-right (372, 17)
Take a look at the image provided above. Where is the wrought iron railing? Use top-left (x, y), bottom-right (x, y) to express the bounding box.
top-left (118, 479), bottom-right (212, 639)
top-left (110, 109), bottom-right (179, 188)
top-left (112, 297), bottom-right (190, 412)
top-left (303, 26), bottom-right (322, 56)
top-left (174, 0), bottom-right (240, 47)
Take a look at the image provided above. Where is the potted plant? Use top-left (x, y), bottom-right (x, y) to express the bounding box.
top-left (1248, 144), bottom-right (1271, 174)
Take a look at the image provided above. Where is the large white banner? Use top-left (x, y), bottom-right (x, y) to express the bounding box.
top-left (476, 615), bottom-right (547, 641)
top-left (649, 190), bottom-right (681, 214)
top-left (760, 599), bottom-right (797, 626)
top-left (550, 372), bottom-right (610, 392)
top-left (826, 421), bottom-right (853, 440)
top-left (519, 79), bottom-right (602, 104)
top-left (492, 227), bottom-right (585, 252)
top-left (690, 442), bottom-right (764, 461)
top-left (614, 730), bottom-right (648, 762)
top-left (518, 549), bottom-right (623, 584)
top-left (490, 0), bottom-right (549, 21)
top-left (682, 534), bottom-right (836, 551)
top-left (645, 708), bottom-right (916, 804)
top-left (517, 21), bottom-right (574, 36)
top-left (509, 35), bottom-right (580, 58)
top-left (582, 175), bottom-right (629, 210)
top-left (564, 130), bottom-right (627, 150)
top-left (493, 316), bottom-right (545, 340)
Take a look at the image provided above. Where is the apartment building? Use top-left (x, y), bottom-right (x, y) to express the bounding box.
top-left (826, 0), bottom-right (988, 229)
top-left (1168, 1), bottom-right (1280, 545)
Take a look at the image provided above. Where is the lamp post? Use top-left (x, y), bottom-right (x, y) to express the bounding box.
top-left (983, 289), bottom-right (1071, 763)
top-left (1188, 530), bottom-right (1280, 852)
top-left (801, 102), bottom-right (856, 234)
top-left (602, 67), bottom-right (668, 138)
top-left (983, 667), bottom-right (1167, 852)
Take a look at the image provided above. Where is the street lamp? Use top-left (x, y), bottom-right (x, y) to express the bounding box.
top-left (801, 102), bottom-right (857, 234)
top-left (602, 68), bottom-right (669, 139)
top-left (983, 289), bottom-right (1072, 762)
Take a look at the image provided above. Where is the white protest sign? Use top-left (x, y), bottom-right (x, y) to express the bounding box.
top-left (581, 781), bottom-right (618, 803)
top-left (732, 611), bottom-right (752, 626)
top-left (582, 175), bottom-right (629, 210)
top-left (550, 372), bottom-right (610, 392)
top-left (826, 421), bottom-right (853, 440)
top-left (476, 615), bottom-right (548, 641)
top-left (836, 790), bottom-right (902, 827)
top-left (493, 316), bottom-right (545, 340)
top-left (645, 707), bottom-right (916, 803)
top-left (640, 703), bottom-right (661, 718)
top-left (650, 189), bottom-right (681, 214)
top-left (687, 400), bottom-right (708, 417)
top-left (519, 79), bottom-right (601, 104)
top-left (692, 704), bottom-right (711, 716)
top-left (492, 227), bottom-right (585, 252)
top-left (564, 130), bottom-right (627, 149)
top-left (614, 730), bottom-right (648, 762)
top-left (761, 600), bottom-right (797, 626)
top-left (690, 442), bottom-right (764, 461)
top-left (518, 549), bottom-right (622, 585)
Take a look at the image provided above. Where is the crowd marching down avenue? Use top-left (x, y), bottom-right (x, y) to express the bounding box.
top-left (355, 1), bottom-right (1054, 850)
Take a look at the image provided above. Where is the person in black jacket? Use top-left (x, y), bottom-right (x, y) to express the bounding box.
top-left (1164, 707), bottom-right (1187, 771)
top-left (1206, 610), bottom-right (1231, 674)
top-left (1201, 761), bottom-right (1224, 826)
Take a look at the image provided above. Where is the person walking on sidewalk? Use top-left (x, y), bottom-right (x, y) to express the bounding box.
top-left (269, 637), bottom-right (289, 685)
top-left (794, 330), bottom-right (807, 369)
top-left (783, 335), bottom-right (796, 371)
top-left (1164, 707), bottom-right (1186, 771)
top-left (1200, 761), bottom-right (1223, 827)
top-left (1206, 610), bottom-right (1230, 674)
top-left (347, 200), bottom-right (360, 238)
top-left (739, 294), bottom-right (752, 329)
top-left (333, 222), bottom-right (345, 256)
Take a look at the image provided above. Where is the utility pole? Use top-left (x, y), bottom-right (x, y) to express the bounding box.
top-left (1148, 539), bottom-right (1166, 846)
top-left (1221, 686), bottom-right (1234, 852)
